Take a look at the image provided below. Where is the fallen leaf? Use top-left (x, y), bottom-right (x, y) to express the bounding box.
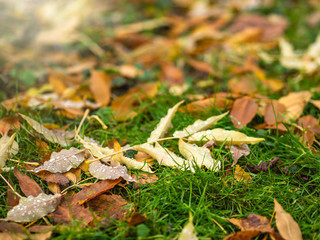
top-left (14, 168), bottom-right (43, 197)
top-left (19, 114), bottom-right (70, 146)
top-left (88, 194), bottom-right (129, 220)
top-left (173, 112), bottom-right (228, 138)
top-left (234, 165), bottom-right (252, 183)
top-left (89, 161), bottom-right (135, 182)
top-left (148, 100), bottom-right (184, 142)
top-left (228, 213), bottom-right (273, 232)
top-left (189, 128), bottom-right (265, 145)
top-left (89, 70), bottom-right (111, 106)
top-left (161, 63), bottom-right (185, 87)
top-left (71, 178), bottom-right (121, 205)
top-left (32, 148), bottom-right (85, 173)
top-left (132, 173), bottom-right (158, 186)
top-left (178, 213), bottom-right (198, 240)
top-left (228, 77), bottom-right (258, 95)
top-left (64, 168), bottom-right (81, 184)
top-left (264, 101), bottom-right (286, 125)
top-left (274, 199), bottom-right (302, 240)
top-left (223, 230), bottom-right (261, 240)
top-left (187, 59), bottom-right (215, 75)
top-left (127, 212), bottom-right (147, 226)
top-left (5, 193), bottom-right (61, 222)
top-left (230, 98), bottom-right (258, 129)
top-left (179, 139), bottom-right (220, 171)
top-left (278, 91), bottom-right (312, 121)
top-left (6, 180), bottom-right (20, 210)
top-left (0, 133), bottom-right (16, 168)
top-left (134, 143), bottom-right (193, 171)
top-left (230, 144), bottom-right (250, 167)
top-left (47, 182), bottom-right (61, 194)
top-left (247, 157), bottom-right (279, 173)
top-left (0, 116), bottom-right (20, 136)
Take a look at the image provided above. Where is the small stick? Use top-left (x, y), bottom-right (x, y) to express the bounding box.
top-left (8, 159), bottom-right (39, 166)
top-left (211, 217), bottom-right (227, 234)
top-left (0, 173), bottom-right (22, 198)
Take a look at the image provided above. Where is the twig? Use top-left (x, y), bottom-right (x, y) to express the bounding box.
top-left (8, 159), bottom-right (39, 166)
top-left (0, 173), bottom-right (22, 198)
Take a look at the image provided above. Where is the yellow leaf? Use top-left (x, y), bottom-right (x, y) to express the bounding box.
top-left (234, 165), bottom-right (252, 183)
top-left (188, 128), bottom-right (264, 145)
top-left (274, 199), bottom-right (302, 240)
top-left (178, 213), bottom-right (198, 240)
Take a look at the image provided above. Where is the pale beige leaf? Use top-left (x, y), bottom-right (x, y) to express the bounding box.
top-left (178, 213), bottom-right (198, 240)
top-left (88, 161), bottom-right (135, 182)
top-left (173, 112), bottom-right (228, 138)
top-left (274, 199), bottom-right (302, 240)
top-left (78, 136), bottom-right (113, 158)
top-left (19, 114), bottom-right (70, 146)
top-left (6, 193), bottom-right (61, 222)
top-left (114, 155), bottom-right (153, 173)
top-left (134, 143), bottom-right (194, 172)
top-left (148, 100), bottom-right (184, 142)
top-left (278, 91), bottom-right (312, 121)
top-left (179, 139), bottom-right (220, 171)
top-left (188, 128), bottom-right (264, 145)
top-left (0, 133), bottom-right (16, 168)
top-left (230, 144), bottom-right (250, 167)
top-left (32, 147), bottom-right (85, 173)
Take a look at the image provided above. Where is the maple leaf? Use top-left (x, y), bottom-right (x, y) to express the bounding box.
top-left (5, 193), bottom-right (61, 222)
top-left (32, 147), bottom-right (85, 173)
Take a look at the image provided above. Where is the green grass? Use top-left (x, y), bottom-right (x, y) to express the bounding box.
top-left (1, 0), bottom-right (320, 239)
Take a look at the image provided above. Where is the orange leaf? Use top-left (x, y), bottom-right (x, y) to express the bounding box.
top-left (89, 70), bottom-right (111, 106)
top-left (14, 168), bottom-right (43, 197)
top-left (230, 98), bottom-right (258, 129)
top-left (264, 101), bottom-right (286, 125)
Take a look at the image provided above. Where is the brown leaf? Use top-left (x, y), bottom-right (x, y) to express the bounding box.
top-left (132, 173), bottom-right (158, 187)
top-left (126, 212), bottom-right (147, 226)
top-left (64, 168), bottom-right (82, 184)
top-left (161, 63), bottom-right (184, 87)
top-left (298, 115), bottom-right (320, 134)
top-left (0, 116), bottom-right (20, 136)
top-left (89, 70), bottom-right (111, 106)
top-left (228, 77), bottom-right (258, 94)
top-left (230, 144), bottom-right (250, 166)
top-left (7, 180), bottom-right (20, 210)
top-left (45, 173), bottom-right (70, 186)
top-left (48, 182), bottom-right (61, 194)
top-left (274, 199), bottom-right (303, 240)
top-left (88, 194), bottom-right (129, 220)
top-left (28, 225), bottom-right (53, 233)
top-left (228, 213), bottom-right (273, 233)
top-left (14, 168), bottom-right (43, 197)
top-left (187, 59), bottom-right (215, 75)
top-left (264, 101), bottom-right (286, 125)
top-left (247, 157), bottom-right (279, 173)
top-left (71, 178), bottom-right (121, 205)
top-left (223, 230), bottom-right (261, 240)
top-left (49, 195), bottom-right (93, 224)
top-left (230, 98), bottom-right (258, 129)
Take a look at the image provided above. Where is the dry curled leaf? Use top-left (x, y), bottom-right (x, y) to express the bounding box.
top-left (148, 100), bottom-right (184, 142)
top-left (173, 112), bottom-right (228, 138)
top-left (89, 161), bottom-right (135, 182)
top-left (32, 147), bottom-right (85, 173)
top-left (179, 139), bottom-right (220, 171)
top-left (247, 157), bottom-right (279, 173)
top-left (188, 128), bottom-right (264, 145)
top-left (6, 193), bottom-right (61, 222)
top-left (230, 144), bottom-right (250, 167)
top-left (134, 143), bottom-right (193, 172)
top-left (19, 114), bottom-right (70, 146)
top-left (0, 133), bottom-right (17, 169)
top-left (274, 199), bottom-right (302, 240)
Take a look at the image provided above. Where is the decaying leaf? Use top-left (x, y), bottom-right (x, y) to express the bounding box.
top-left (178, 213), bottom-right (198, 240)
top-left (178, 139), bottom-right (220, 171)
top-left (0, 133), bottom-right (17, 168)
top-left (230, 98), bottom-right (258, 129)
top-left (89, 161), bottom-right (135, 182)
top-left (234, 165), bottom-right (252, 183)
top-left (228, 213), bottom-right (273, 233)
top-left (6, 193), bottom-right (61, 222)
top-left (77, 136), bottom-right (113, 158)
top-left (0, 116), bottom-right (20, 136)
top-left (188, 128), bottom-right (265, 145)
top-left (134, 143), bottom-right (193, 172)
top-left (19, 114), bottom-right (70, 146)
top-left (274, 199), bottom-right (302, 240)
top-left (247, 157), bottom-right (279, 173)
top-left (126, 212), bottom-right (147, 226)
top-left (14, 168), bottom-right (43, 197)
top-left (132, 173), bottom-right (158, 186)
top-left (148, 100), bottom-right (184, 142)
top-left (173, 112), bottom-right (228, 138)
top-left (230, 144), bottom-right (250, 167)
top-left (32, 147), bottom-right (85, 173)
